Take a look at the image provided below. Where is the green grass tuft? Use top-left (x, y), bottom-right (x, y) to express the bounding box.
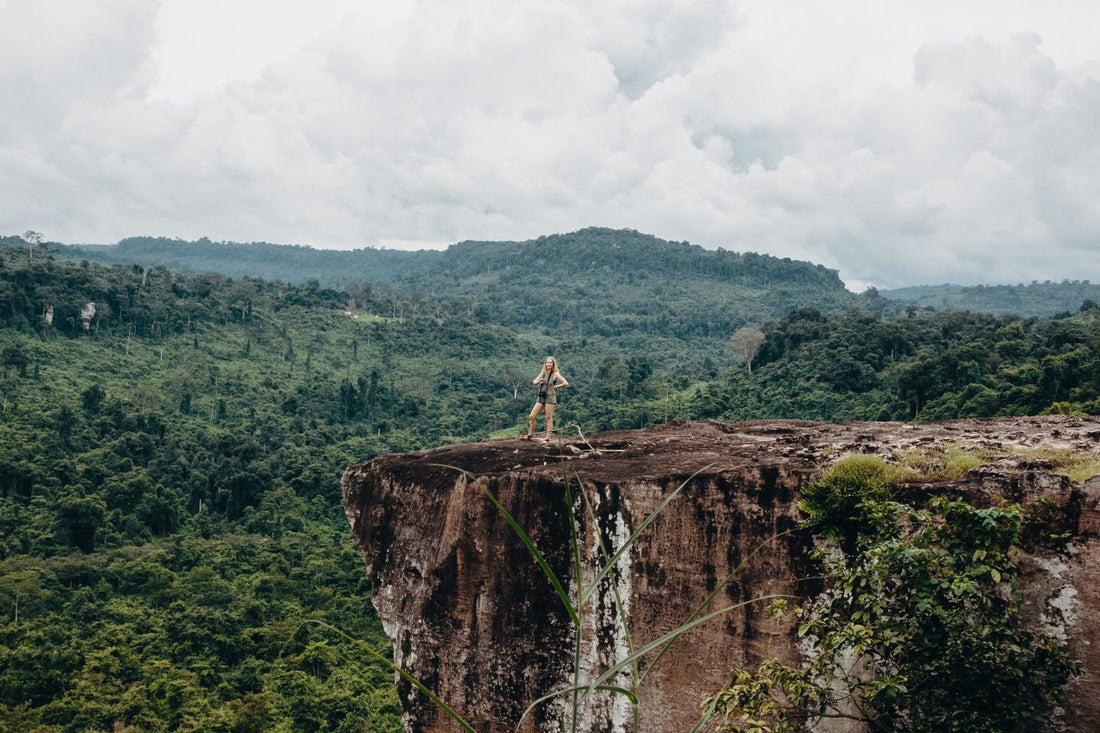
top-left (895, 444), bottom-right (987, 481)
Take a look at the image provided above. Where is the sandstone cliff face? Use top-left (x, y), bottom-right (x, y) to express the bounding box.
top-left (341, 417), bottom-right (1100, 733)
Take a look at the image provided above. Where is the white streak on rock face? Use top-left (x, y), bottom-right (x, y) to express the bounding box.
top-left (564, 483), bottom-right (635, 733)
top-left (809, 647), bottom-right (872, 733)
top-left (1042, 585), bottom-right (1079, 642)
top-left (604, 490), bottom-right (634, 732)
top-left (1034, 554), bottom-right (1070, 580)
top-left (800, 572), bottom-right (871, 733)
top-left (1034, 552), bottom-right (1079, 643)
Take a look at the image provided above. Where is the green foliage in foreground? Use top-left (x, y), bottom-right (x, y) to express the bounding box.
top-left (709, 455), bottom-right (1081, 733)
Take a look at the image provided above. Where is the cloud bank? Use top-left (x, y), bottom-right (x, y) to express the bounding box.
top-left (2, 0), bottom-right (1099, 288)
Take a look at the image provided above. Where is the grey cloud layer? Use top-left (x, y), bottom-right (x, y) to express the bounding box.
top-left (2, 0), bottom-right (1098, 288)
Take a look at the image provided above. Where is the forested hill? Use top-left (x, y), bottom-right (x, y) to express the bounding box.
top-left (58, 228), bottom-right (844, 293)
top-left (397, 228), bottom-right (861, 344)
top-left (65, 235), bottom-right (438, 284)
top-left (46, 227), bottom-right (1100, 318)
top-left (40, 228), bottom-right (864, 357)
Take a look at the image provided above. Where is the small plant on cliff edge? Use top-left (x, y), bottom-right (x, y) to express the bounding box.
top-left (706, 454), bottom-right (1081, 733)
top-left (895, 443), bottom-right (986, 482)
top-left (798, 453), bottom-right (902, 557)
top-left (1010, 446), bottom-right (1100, 485)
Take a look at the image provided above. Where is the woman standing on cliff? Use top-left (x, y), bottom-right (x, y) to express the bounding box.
top-left (526, 356), bottom-right (568, 440)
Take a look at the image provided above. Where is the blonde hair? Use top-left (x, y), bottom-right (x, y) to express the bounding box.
top-left (539, 356), bottom-right (559, 379)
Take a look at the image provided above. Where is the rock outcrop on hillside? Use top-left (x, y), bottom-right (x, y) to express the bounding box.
top-left (342, 418), bottom-right (1100, 733)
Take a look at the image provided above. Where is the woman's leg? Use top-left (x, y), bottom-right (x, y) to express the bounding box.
top-left (544, 404), bottom-right (555, 438)
top-left (527, 403), bottom-right (543, 437)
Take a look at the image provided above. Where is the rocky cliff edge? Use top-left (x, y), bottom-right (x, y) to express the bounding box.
top-left (342, 417), bottom-right (1100, 733)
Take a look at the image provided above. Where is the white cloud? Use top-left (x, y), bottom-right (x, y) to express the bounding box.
top-left (1, 0), bottom-right (1099, 288)
top-left (0, 0), bottom-right (157, 138)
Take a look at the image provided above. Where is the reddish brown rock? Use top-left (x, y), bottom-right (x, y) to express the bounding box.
top-left (341, 417), bottom-right (1100, 732)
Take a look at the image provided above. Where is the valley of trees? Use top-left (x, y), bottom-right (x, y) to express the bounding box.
top-left (1, 231), bottom-right (1098, 731)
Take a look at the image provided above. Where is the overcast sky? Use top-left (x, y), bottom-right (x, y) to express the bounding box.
top-left (2, 0), bottom-right (1099, 289)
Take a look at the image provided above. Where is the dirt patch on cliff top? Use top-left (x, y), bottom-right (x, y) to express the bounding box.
top-left (364, 416), bottom-right (1100, 487)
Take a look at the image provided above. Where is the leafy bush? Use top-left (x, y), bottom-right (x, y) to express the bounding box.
top-left (710, 461), bottom-right (1081, 733)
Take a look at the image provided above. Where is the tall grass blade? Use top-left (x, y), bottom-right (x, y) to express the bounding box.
top-left (691, 694), bottom-right (720, 733)
top-left (513, 685), bottom-right (639, 733)
top-left (584, 595), bottom-right (788, 695)
top-left (424, 460), bottom-right (775, 731)
top-left (481, 481), bottom-right (582, 629)
top-left (639, 528), bottom-right (795, 684)
top-left (430, 463), bottom-right (581, 628)
top-left (580, 464), bottom-right (714, 607)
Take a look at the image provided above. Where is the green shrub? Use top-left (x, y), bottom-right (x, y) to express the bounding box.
top-left (799, 454), bottom-right (902, 554)
top-left (710, 468), bottom-right (1081, 733)
top-left (896, 444), bottom-right (985, 481)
